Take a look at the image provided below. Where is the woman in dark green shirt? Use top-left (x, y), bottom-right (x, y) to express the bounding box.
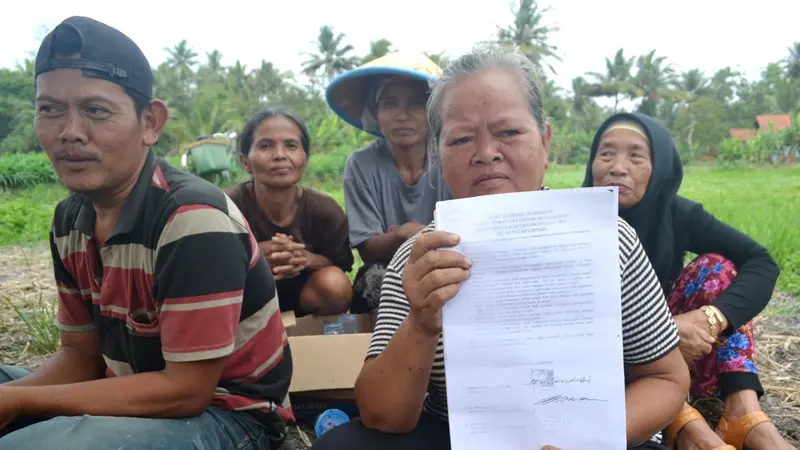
top-left (584, 113), bottom-right (793, 450)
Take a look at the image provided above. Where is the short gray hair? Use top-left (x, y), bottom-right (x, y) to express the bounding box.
top-left (426, 47), bottom-right (547, 147)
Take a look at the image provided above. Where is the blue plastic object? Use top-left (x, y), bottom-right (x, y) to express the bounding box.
top-left (323, 322), bottom-right (344, 335)
top-left (314, 408), bottom-right (350, 437)
top-left (338, 314), bottom-right (359, 334)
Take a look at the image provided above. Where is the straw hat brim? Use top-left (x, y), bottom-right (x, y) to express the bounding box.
top-left (325, 56), bottom-right (442, 137)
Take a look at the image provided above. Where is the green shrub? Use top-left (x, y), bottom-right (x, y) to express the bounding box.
top-left (0, 152), bottom-right (57, 190)
top-left (308, 113), bottom-right (374, 154)
top-left (0, 184), bottom-right (65, 245)
top-left (718, 117), bottom-right (800, 166)
top-left (305, 143), bottom-right (365, 184)
top-left (549, 125), bottom-right (593, 165)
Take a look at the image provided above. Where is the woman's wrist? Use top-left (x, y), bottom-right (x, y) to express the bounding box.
top-left (305, 251), bottom-right (331, 271)
top-left (707, 305), bottom-right (729, 334)
top-left (701, 305), bottom-right (729, 336)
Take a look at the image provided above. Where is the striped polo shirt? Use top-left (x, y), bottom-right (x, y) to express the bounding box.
top-left (50, 151), bottom-right (294, 423)
top-left (367, 216), bottom-right (680, 444)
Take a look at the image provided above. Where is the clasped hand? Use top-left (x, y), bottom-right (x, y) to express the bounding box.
top-left (258, 233), bottom-right (308, 280)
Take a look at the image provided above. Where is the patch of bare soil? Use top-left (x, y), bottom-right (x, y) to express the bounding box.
top-left (0, 243), bottom-right (54, 368)
top-left (754, 291), bottom-right (800, 445)
top-left (1, 245), bottom-right (798, 447)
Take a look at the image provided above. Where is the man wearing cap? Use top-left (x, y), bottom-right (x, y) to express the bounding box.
top-left (0, 16), bottom-right (292, 450)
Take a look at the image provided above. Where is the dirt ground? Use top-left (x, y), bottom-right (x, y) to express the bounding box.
top-left (1, 244), bottom-right (798, 448)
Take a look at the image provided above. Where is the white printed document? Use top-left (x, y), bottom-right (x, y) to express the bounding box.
top-left (436, 187), bottom-right (626, 449)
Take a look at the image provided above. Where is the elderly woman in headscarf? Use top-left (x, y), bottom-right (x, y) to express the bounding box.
top-left (583, 113), bottom-right (794, 450)
top-left (311, 47), bottom-right (691, 450)
top-left (326, 52), bottom-right (452, 313)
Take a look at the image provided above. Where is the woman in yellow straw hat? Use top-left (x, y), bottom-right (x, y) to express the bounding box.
top-left (326, 51), bottom-right (451, 313)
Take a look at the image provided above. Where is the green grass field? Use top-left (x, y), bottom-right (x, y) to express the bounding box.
top-left (1, 164), bottom-right (798, 294)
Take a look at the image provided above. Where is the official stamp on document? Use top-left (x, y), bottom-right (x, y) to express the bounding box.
top-left (531, 369), bottom-right (555, 388)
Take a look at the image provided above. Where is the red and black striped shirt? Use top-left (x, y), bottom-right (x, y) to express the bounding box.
top-left (49, 151), bottom-right (294, 423)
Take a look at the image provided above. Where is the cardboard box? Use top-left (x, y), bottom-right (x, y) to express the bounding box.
top-left (281, 311), bottom-right (376, 419)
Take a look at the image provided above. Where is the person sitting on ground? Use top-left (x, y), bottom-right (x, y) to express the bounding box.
top-left (326, 52), bottom-right (451, 312)
top-left (0, 17), bottom-right (292, 450)
top-left (584, 113), bottom-right (794, 450)
top-left (311, 47), bottom-right (690, 450)
top-left (226, 107), bottom-right (354, 316)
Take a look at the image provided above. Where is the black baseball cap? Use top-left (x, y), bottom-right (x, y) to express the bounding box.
top-left (35, 16), bottom-right (153, 100)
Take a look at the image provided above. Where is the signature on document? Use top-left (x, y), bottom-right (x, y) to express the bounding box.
top-left (533, 395), bottom-right (608, 406)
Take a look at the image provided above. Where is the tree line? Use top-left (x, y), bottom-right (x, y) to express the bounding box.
top-left (1, 0), bottom-right (798, 165)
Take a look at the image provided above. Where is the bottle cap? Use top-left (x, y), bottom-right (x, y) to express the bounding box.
top-left (315, 408), bottom-right (350, 437)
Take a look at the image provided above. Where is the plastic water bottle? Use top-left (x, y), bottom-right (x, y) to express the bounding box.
top-left (338, 314), bottom-right (359, 334)
top-left (315, 408), bottom-right (350, 437)
top-left (323, 322), bottom-right (344, 335)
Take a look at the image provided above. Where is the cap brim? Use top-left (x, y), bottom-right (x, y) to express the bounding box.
top-left (326, 66), bottom-right (439, 137)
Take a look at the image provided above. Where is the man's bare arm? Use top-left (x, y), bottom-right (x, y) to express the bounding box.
top-left (5, 358), bottom-right (226, 419)
top-left (4, 330), bottom-right (105, 387)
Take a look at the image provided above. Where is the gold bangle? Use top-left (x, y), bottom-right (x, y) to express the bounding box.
top-left (708, 305), bottom-right (727, 334)
top-left (701, 306), bottom-right (719, 340)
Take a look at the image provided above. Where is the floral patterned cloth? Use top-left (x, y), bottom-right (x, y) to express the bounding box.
top-left (667, 253), bottom-right (759, 399)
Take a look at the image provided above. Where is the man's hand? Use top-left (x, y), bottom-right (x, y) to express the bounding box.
top-left (674, 310), bottom-right (717, 364)
top-left (402, 231), bottom-right (471, 337)
top-left (0, 387), bottom-right (23, 431)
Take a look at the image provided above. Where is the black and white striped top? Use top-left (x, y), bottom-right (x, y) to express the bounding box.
top-left (366, 217), bottom-right (680, 442)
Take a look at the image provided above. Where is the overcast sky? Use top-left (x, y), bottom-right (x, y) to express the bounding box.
top-left (2, 0), bottom-right (797, 92)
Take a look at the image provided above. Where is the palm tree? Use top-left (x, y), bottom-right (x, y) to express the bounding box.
top-left (362, 39), bottom-right (393, 64)
top-left (166, 84), bottom-right (240, 145)
top-left (708, 67), bottom-right (739, 104)
top-left (222, 60), bottom-right (258, 113)
top-left (206, 50), bottom-right (223, 73)
top-left (302, 26), bottom-right (360, 83)
top-left (164, 40), bottom-right (198, 83)
top-left (784, 42), bottom-right (800, 79)
top-left (153, 62), bottom-right (192, 118)
top-left (775, 77), bottom-right (800, 116)
top-left (226, 61), bottom-right (250, 92)
top-left (197, 50), bottom-right (225, 84)
top-left (585, 49), bottom-right (640, 112)
top-left (666, 69), bottom-right (710, 130)
top-left (251, 61), bottom-right (290, 104)
top-left (676, 69), bottom-right (709, 98)
top-left (496, 0), bottom-right (561, 75)
top-left (633, 50), bottom-right (687, 117)
top-left (539, 77), bottom-right (569, 122)
top-left (571, 77), bottom-right (590, 115)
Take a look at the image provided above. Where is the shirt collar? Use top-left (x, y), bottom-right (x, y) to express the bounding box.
top-left (72, 152), bottom-right (158, 240)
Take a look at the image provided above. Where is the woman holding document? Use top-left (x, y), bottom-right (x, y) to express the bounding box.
top-left (311, 48), bottom-right (691, 450)
top-left (584, 113), bottom-right (793, 450)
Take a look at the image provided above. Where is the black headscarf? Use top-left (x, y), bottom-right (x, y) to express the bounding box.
top-left (581, 112), bottom-right (685, 295)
